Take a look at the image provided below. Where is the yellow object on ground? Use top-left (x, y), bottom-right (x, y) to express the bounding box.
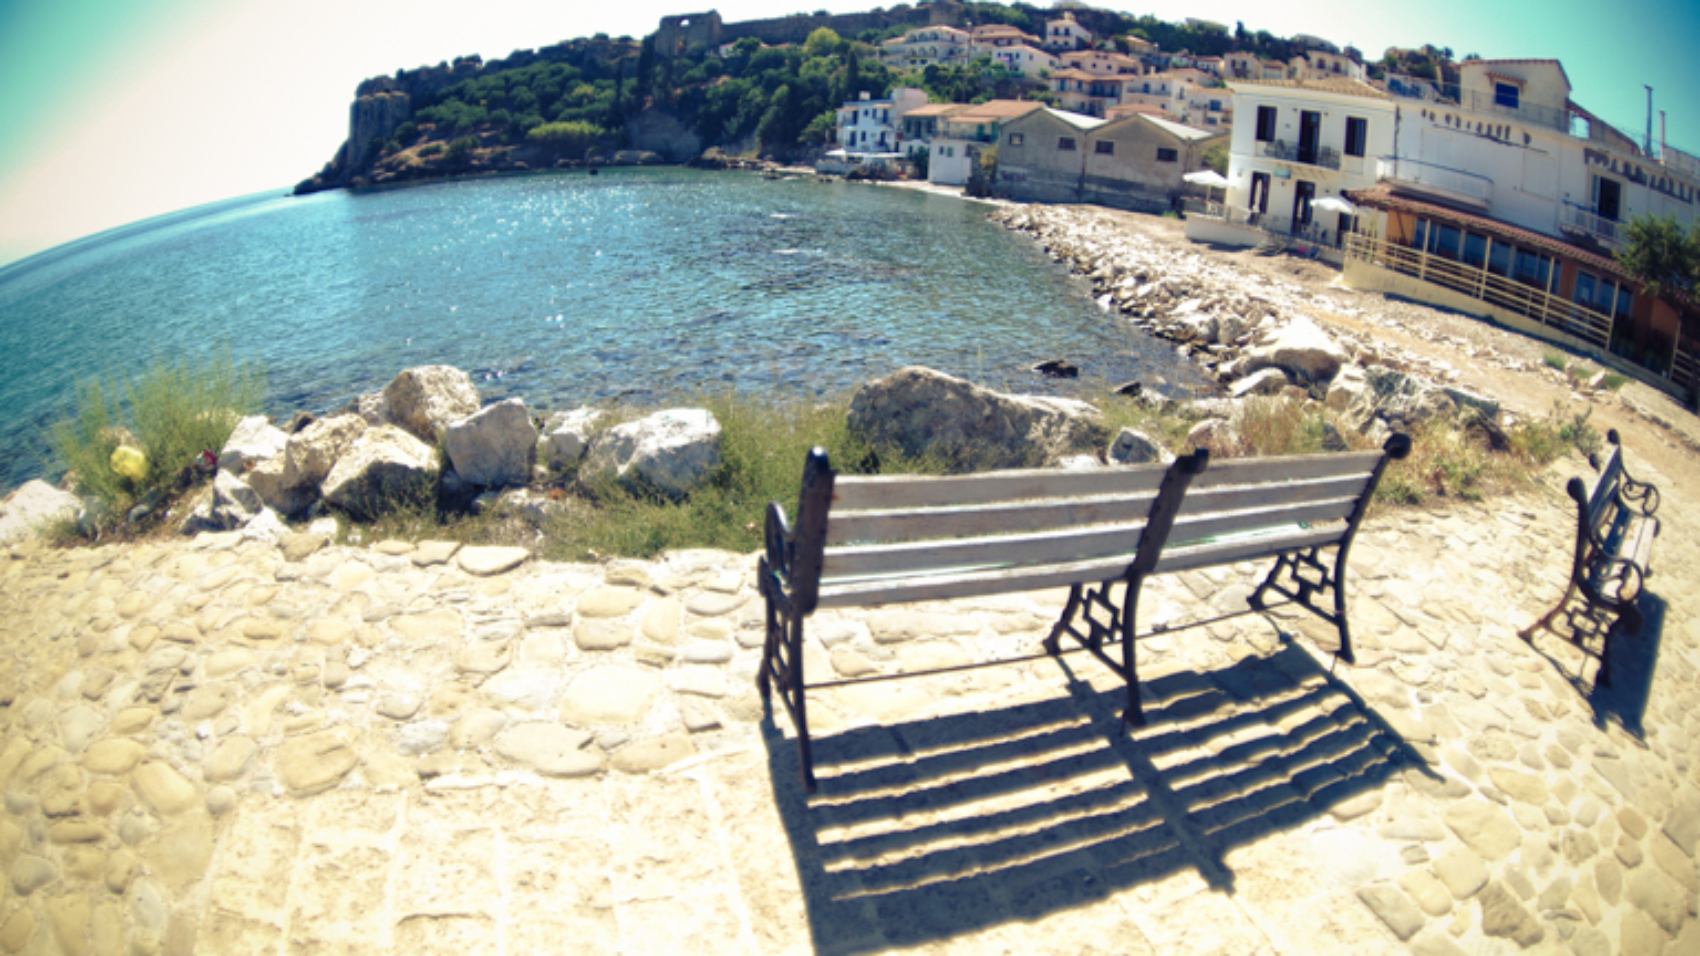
top-left (110, 446), bottom-right (148, 482)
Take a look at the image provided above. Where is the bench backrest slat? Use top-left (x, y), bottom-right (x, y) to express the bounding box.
top-left (1155, 524), bottom-right (1346, 574)
top-left (1587, 446), bottom-right (1623, 531)
top-left (822, 521), bottom-right (1146, 579)
top-left (1167, 496), bottom-right (1358, 546)
top-left (1190, 450), bottom-right (1385, 489)
top-left (825, 493), bottom-right (1161, 546)
top-left (1177, 473), bottom-right (1370, 517)
top-left (831, 463), bottom-right (1170, 512)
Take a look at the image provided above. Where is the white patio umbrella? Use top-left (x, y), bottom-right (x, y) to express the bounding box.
top-left (1182, 170), bottom-right (1230, 189)
top-left (1182, 169), bottom-right (1229, 209)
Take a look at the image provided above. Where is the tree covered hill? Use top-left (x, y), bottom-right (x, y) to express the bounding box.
top-left (292, 1), bottom-right (1428, 195)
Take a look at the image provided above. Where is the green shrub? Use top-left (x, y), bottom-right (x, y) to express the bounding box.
top-left (419, 143), bottom-right (445, 157)
top-left (44, 352), bottom-right (264, 530)
top-left (1542, 350), bottom-right (1569, 372)
top-left (445, 136), bottom-right (480, 164)
top-left (1599, 372), bottom-right (1628, 391)
top-left (525, 121), bottom-right (604, 158)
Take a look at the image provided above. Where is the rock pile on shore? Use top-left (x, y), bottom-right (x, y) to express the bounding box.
top-left (991, 206), bottom-right (1509, 443)
top-left (178, 366), bottom-right (725, 540)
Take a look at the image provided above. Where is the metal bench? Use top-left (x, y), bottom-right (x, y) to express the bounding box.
top-left (758, 434), bottom-right (1413, 790)
top-left (1520, 429), bottom-right (1660, 685)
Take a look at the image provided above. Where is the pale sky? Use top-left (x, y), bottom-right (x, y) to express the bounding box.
top-left (1, 0), bottom-right (1694, 267)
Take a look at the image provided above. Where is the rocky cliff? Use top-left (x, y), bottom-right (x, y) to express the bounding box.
top-left (295, 39), bottom-right (635, 195)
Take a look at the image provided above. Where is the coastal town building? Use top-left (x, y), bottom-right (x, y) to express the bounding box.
top-left (1290, 51), bottom-right (1366, 82)
top-left (879, 25), bottom-right (971, 70)
top-left (1049, 69), bottom-right (1125, 119)
top-left (1043, 13), bottom-right (1094, 52)
top-left (900, 103), bottom-right (971, 156)
top-left (1192, 75), bottom-right (1395, 248)
top-left (1060, 50), bottom-right (1146, 78)
top-left (924, 100), bottom-right (1044, 186)
top-left (1341, 57), bottom-right (1700, 396)
top-left (994, 107), bottom-right (1224, 212)
top-left (970, 24), bottom-right (1040, 49)
top-left (834, 87), bottom-right (929, 154)
top-left (989, 44), bottom-right (1060, 78)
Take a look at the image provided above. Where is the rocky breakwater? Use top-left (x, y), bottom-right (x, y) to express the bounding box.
top-left (990, 206), bottom-right (1509, 446)
top-left (177, 365), bottom-right (725, 541)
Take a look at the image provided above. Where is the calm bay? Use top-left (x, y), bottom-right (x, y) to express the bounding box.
top-left (0, 168), bottom-right (1210, 489)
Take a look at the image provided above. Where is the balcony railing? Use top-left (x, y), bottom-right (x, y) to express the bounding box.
top-left (1375, 156), bottom-right (1492, 206)
top-left (1461, 90), bottom-right (1570, 133)
top-left (1255, 140), bottom-right (1341, 170)
top-left (1346, 232), bottom-right (1615, 348)
top-left (1559, 203), bottom-right (1623, 247)
top-left (1661, 144), bottom-right (1700, 180)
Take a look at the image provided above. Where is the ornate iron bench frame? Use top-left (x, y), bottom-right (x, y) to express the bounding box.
top-left (1520, 429), bottom-right (1660, 685)
top-left (758, 434), bottom-right (1412, 791)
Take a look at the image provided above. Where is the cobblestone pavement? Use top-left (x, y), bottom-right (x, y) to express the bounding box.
top-left (1, 448), bottom-right (1698, 955)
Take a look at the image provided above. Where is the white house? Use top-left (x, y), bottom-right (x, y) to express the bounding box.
top-left (1061, 50), bottom-right (1144, 77)
top-left (990, 44), bottom-right (1060, 78)
top-left (834, 88), bottom-right (930, 154)
top-left (1290, 51), bottom-right (1366, 82)
top-left (1209, 75), bottom-right (1396, 244)
top-left (1044, 13), bottom-right (1094, 52)
top-left (879, 26), bottom-right (971, 71)
top-left (970, 24), bottom-right (1040, 49)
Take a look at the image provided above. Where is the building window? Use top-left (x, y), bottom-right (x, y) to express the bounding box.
top-left (1344, 117), bottom-right (1368, 157)
top-left (1058, 137), bottom-right (1076, 151)
top-left (1095, 141), bottom-right (1114, 155)
top-left (1008, 133), bottom-right (1024, 146)
top-left (1156, 147), bottom-right (1178, 162)
top-left (1495, 83), bottom-right (1519, 110)
top-left (1255, 105), bottom-right (1277, 142)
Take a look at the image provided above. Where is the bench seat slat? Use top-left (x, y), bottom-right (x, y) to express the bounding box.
top-left (825, 493), bottom-right (1160, 546)
top-left (832, 464), bottom-right (1170, 512)
top-left (815, 555), bottom-right (1134, 609)
top-left (1190, 451), bottom-right (1383, 489)
top-left (1166, 496), bottom-right (1358, 546)
top-left (1177, 474), bottom-right (1370, 516)
top-left (823, 521), bottom-right (1147, 578)
top-left (1154, 524), bottom-right (1345, 574)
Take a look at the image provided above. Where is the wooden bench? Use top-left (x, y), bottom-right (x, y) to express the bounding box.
top-left (1520, 429), bottom-right (1660, 685)
top-left (757, 433), bottom-right (1413, 790)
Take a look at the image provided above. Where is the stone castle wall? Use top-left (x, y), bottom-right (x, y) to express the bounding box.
top-left (655, 1), bottom-right (966, 58)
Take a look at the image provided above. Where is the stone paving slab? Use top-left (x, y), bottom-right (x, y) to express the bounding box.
top-left (0, 460), bottom-right (1697, 955)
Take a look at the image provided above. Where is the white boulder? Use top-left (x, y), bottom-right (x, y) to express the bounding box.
top-left (1242, 317), bottom-right (1350, 386)
top-left (1230, 368), bottom-right (1290, 399)
top-left (218, 416), bottom-right (288, 474)
top-left (0, 480), bottom-right (84, 544)
top-left (542, 407), bottom-right (605, 471)
top-left (382, 366), bottom-right (481, 444)
top-left (846, 366), bottom-right (1104, 471)
top-left (322, 425), bottom-right (440, 518)
top-left (583, 408), bottom-right (723, 499)
top-left (247, 414), bottom-right (368, 516)
top-left (445, 399), bottom-right (537, 489)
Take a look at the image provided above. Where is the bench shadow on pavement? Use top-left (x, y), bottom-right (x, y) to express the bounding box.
top-left (1525, 592), bottom-right (1666, 739)
top-left (761, 637), bottom-right (1434, 955)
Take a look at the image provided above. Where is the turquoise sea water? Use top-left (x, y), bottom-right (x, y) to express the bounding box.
top-left (0, 168), bottom-right (1210, 490)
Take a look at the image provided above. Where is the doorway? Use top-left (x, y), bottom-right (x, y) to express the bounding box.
top-left (1249, 172), bottom-right (1271, 221)
top-left (1298, 111), bottom-right (1321, 164)
top-left (1293, 181), bottom-right (1316, 230)
top-left (1594, 176), bottom-right (1622, 221)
